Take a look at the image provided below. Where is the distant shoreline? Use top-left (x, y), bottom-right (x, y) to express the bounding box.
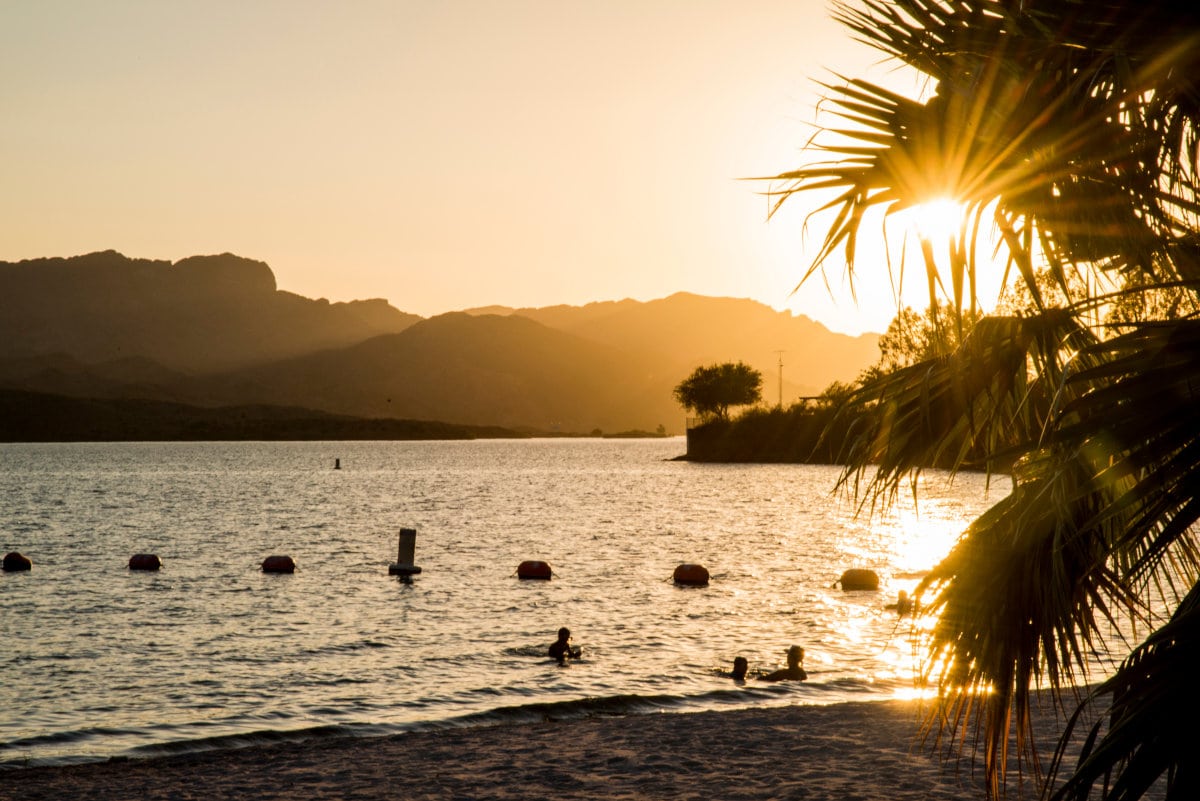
top-left (0, 389), bottom-right (674, 443)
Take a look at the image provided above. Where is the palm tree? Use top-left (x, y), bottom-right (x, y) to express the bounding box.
top-left (767, 1), bottom-right (1200, 798)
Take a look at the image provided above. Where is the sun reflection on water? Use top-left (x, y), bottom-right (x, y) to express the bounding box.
top-left (887, 492), bottom-right (972, 573)
top-left (842, 478), bottom-right (1004, 700)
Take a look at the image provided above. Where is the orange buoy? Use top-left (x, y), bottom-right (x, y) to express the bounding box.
top-left (261, 555), bottom-right (296, 574)
top-left (837, 568), bottom-right (879, 591)
top-left (3, 551), bottom-right (32, 572)
top-left (673, 563), bottom-right (709, 586)
top-left (517, 560), bottom-right (552, 580)
top-left (128, 553), bottom-right (162, 571)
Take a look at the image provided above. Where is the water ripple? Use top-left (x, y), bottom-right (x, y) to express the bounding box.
top-left (0, 439), bottom-right (1008, 767)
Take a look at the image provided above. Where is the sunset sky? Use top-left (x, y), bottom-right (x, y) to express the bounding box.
top-left (2, 1), bottom-right (965, 336)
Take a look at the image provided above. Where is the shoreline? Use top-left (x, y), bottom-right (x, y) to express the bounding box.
top-left (3, 697), bottom-right (1096, 801)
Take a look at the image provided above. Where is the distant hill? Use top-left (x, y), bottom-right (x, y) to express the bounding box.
top-left (465, 292), bottom-right (878, 399)
top-left (0, 251), bottom-right (882, 435)
top-left (0, 352), bottom-right (198, 405)
top-left (187, 312), bottom-right (680, 433)
top-left (0, 250), bottom-right (421, 372)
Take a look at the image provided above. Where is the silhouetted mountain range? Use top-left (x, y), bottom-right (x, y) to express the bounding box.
top-left (1, 251), bottom-right (420, 372)
top-left (0, 251), bottom-right (880, 437)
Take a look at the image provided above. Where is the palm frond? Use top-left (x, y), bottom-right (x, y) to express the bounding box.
top-left (761, 3), bottom-right (1200, 799)
top-left (832, 311), bottom-right (1098, 503)
top-left (1049, 581), bottom-right (1200, 801)
top-left (768, 0), bottom-right (1200, 318)
top-left (914, 463), bottom-right (1140, 797)
top-left (1050, 320), bottom-right (1200, 586)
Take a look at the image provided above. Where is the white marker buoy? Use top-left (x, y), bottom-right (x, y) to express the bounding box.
top-left (388, 528), bottom-right (422, 576)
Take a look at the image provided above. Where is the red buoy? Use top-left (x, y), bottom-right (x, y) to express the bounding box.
top-left (673, 563), bottom-right (709, 586)
top-left (837, 568), bottom-right (879, 591)
top-left (261, 555), bottom-right (296, 574)
top-left (517, 560), bottom-right (552, 580)
top-left (2, 551), bottom-right (32, 572)
top-left (128, 554), bottom-right (162, 571)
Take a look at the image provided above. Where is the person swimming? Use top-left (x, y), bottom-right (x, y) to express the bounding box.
top-left (548, 627), bottom-right (581, 664)
top-left (730, 656), bottom-right (748, 681)
top-left (886, 590), bottom-right (914, 615)
top-left (759, 645), bottom-right (807, 682)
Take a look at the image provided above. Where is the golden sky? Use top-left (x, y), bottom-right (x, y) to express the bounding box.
top-left (3, 1), bottom-right (954, 335)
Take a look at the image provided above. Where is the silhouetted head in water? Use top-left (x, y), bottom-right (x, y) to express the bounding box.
top-left (731, 656), bottom-right (748, 681)
top-left (887, 591), bottom-right (914, 615)
top-left (786, 645), bottom-right (804, 668)
top-left (548, 627), bottom-right (580, 664)
top-left (760, 645), bottom-right (807, 682)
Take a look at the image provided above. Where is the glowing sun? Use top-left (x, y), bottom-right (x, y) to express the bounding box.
top-left (907, 197), bottom-right (967, 244)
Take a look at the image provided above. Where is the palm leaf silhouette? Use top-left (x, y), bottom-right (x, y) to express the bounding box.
top-left (765, 1), bottom-right (1200, 798)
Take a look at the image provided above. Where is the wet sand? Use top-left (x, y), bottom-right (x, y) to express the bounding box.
top-left (3, 695), bottom-right (1113, 801)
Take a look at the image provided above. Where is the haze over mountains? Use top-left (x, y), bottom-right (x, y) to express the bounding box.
top-left (1, 251), bottom-right (880, 435)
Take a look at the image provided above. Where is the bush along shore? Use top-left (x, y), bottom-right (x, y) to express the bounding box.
top-left (681, 405), bottom-right (851, 463)
top-left (681, 403), bottom-right (1010, 473)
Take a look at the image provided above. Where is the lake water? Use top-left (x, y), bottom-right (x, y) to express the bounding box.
top-left (1, 438), bottom-right (1007, 768)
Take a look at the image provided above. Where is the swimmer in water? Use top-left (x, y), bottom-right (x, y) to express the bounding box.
top-left (548, 627), bottom-right (581, 664)
top-left (760, 645), bottom-right (807, 682)
top-left (886, 590), bottom-right (914, 615)
top-left (731, 656), bottom-right (748, 682)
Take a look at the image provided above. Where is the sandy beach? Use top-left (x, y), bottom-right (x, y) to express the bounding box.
top-left (5, 696), bottom-right (1105, 801)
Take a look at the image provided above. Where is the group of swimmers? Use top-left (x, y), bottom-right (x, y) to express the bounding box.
top-left (548, 627), bottom-right (807, 682)
top-left (548, 588), bottom-right (915, 675)
top-left (729, 645), bottom-right (807, 682)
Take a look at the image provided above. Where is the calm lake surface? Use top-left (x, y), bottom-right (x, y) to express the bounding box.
top-left (1, 438), bottom-right (1008, 767)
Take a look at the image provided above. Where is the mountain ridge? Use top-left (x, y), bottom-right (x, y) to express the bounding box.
top-left (0, 251), bottom-right (881, 434)
top-left (464, 291), bottom-right (878, 400)
top-left (0, 250), bottom-right (422, 372)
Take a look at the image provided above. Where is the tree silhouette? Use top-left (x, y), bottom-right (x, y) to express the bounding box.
top-left (876, 303), bottom-right (981, 372)
top-left (673, 362), bottom-right (762, 422)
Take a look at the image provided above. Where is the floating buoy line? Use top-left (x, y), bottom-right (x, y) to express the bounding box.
top-left (3, 534), bottom-right (888, 603)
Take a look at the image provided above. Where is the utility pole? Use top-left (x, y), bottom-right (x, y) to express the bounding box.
top-left (773, 350), bottom-right (786, 408)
